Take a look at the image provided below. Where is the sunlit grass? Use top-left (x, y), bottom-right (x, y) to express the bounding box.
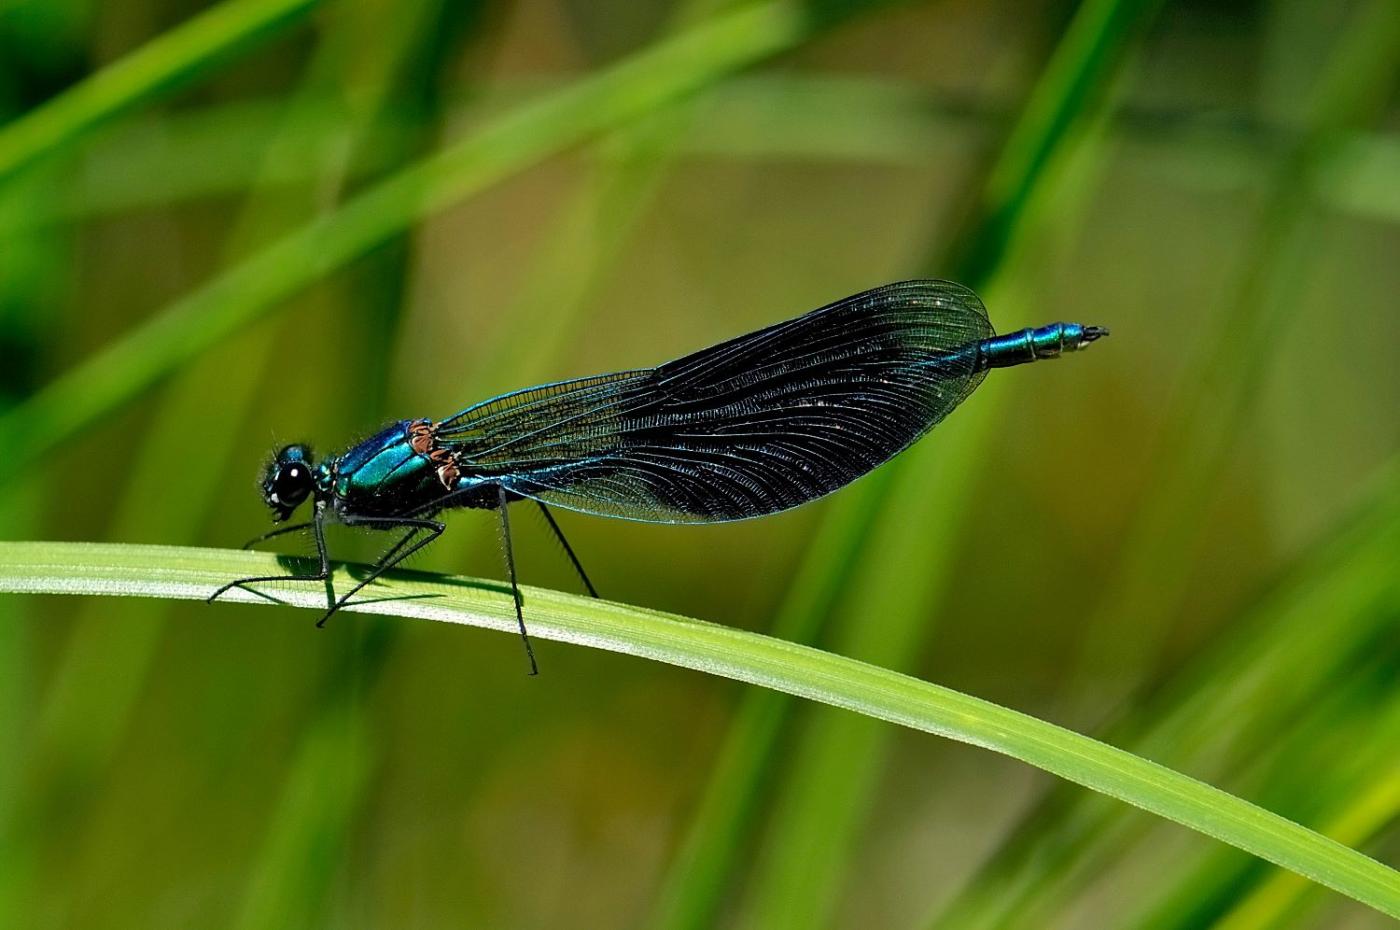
top-left (1, 541), bottom-right (1397, 920)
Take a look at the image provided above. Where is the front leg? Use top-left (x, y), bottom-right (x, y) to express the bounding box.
top-left (208, 502), bottom-right (332, 605)
top-left (238, 520), bottom-right (314, 550)
top-left (315, 515), bottom-right (446, 627)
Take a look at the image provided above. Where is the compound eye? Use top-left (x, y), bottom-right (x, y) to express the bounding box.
top-left (274, 463), bottom-right (310, 502)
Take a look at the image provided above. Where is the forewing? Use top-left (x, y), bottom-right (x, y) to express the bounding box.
top-left (436, 280), bottom-right (992, 523)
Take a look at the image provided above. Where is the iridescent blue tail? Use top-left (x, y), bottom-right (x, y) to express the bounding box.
top-left (977, 323), bottom-right (1108, 370)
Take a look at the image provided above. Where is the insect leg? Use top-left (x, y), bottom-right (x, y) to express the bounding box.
top-left (499, 485), bottom-right (539, 676)
top-left (317, 515), bottom-right (445, 628)
top-left (535, 501), bottom-right (599, 599)
top-left (239, 521), bottom-right (313, 550)
top-left (208, 503), bottom-right (331, 604)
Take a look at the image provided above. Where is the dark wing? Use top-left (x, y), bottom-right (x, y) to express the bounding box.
top-left (435, 280), bottom-right (993, 523)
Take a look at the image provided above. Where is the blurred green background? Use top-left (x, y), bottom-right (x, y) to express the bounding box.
top-left (1, 0), bottom-right (1397, 927)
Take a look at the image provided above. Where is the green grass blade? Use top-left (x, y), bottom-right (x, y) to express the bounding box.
top-left (1212, 771), bottom-right (1400, 930)
top-left (5, 8), bottom-right (485, 925)
top-left (0, 0), bottom-right (842, 485)
top-left (733, 0), bottom-right (1160, 925)
top-left (0, 0), bottom-right (321, 183)
top-left (647, 475), bottom-right (891, 930)
top-left (1126, 676), bottom-right (1400, 930)
top-left (948, 0), bottom-right (1166, 284)
top-left (418, 0), bottom-right (735, 575)
top-left (0, 540), bottom-right (1397, 920)
top-left (229, 626), bottom-right (394, 930)
top-left (924, 461), bottom-right (1400, 930)
top-left (926, 4), bottom-right (1400, 923)
top-left (11, 79), bottom-right (1400, 231)
top-left (1062, 0), bottom-right (1400, 712)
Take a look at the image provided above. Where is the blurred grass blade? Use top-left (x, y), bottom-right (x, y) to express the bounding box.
top-left (927, 4), bottom-right (1400, 925)
top-left (729, 1), bottom-right (1161, 927)
top-left (11, 78), bottom-right (1400, 230)
top-left (4, 5), bottom-right (486, 929)
top-left (230, 626), bottom-right (394, 930)
top-left (1126, 674), bottom-right (1400, 930)
top-left (648, 475), bottom-right (891, 930)
top-left (21, 0), bottom-right (462, 792)
top-left (0, 541), bottom-right (1397, 920)
top-left (0, 0), bottom-right (842, 484)
top-left (0, 0), bottom-right (321, 183)
top-left (949, 0), bottom-right (1166, 284)
top-left (26, 0), bottom-right (435, 803)
top-left (924, 461), bottom-right (1400, 930)
top-left (1063, 0), bottom-right (1400, 712)
top-left (1212, 770), bottom-right (1400, 930)
top-left (738, 391), bottom-right (996, 930)
top-left (415, 0), bottom-right (741, 574)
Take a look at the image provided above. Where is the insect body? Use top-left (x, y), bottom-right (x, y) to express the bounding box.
top-left (209, 280), bottom-right (1107, 673)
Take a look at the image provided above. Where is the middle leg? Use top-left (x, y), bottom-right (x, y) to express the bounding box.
top-left (498, 486), bottom-right (539, 676)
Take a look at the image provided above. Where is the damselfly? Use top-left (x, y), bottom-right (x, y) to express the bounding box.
top-left (209, 280), bottom-right (1107, 673)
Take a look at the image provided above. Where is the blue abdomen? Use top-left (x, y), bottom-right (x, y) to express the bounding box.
top-left (978, 322), bottom-right (1107, 369)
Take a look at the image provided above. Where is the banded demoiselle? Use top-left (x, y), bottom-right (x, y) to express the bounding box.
top-left (209, 280), bottom-right (1107, 673)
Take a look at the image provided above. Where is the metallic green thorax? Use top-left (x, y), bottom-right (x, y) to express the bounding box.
top-left (977, 322), bottom-right (1108, 370)
top-left (325, 422), bottom-right (440, 517)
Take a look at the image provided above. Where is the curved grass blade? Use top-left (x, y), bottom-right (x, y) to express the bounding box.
top-left (924, 461), bottom-right (1400, 930)
top-left (1126, 672), bottom-right (1400, 930)
top-left (1212, 770), bottom-right (1400, 930)
top-left (0, 540), bottom-right (1397, 920)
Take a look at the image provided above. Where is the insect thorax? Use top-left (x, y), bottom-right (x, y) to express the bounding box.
top-left (325, 420), bottom-right (471, 518)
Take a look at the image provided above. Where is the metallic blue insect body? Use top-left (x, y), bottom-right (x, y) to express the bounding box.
top-left (209, 280), bottom-right (1107, 673)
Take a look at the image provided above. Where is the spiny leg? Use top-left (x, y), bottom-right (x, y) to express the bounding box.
top-left (535, 500), bottom-right (599, 598)
top-left (208, 503), bottom-right (331, 604)
top-left (499, 486), bottom-right (539, 676)
top-left (316, 515), bottom-right (445, 628)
